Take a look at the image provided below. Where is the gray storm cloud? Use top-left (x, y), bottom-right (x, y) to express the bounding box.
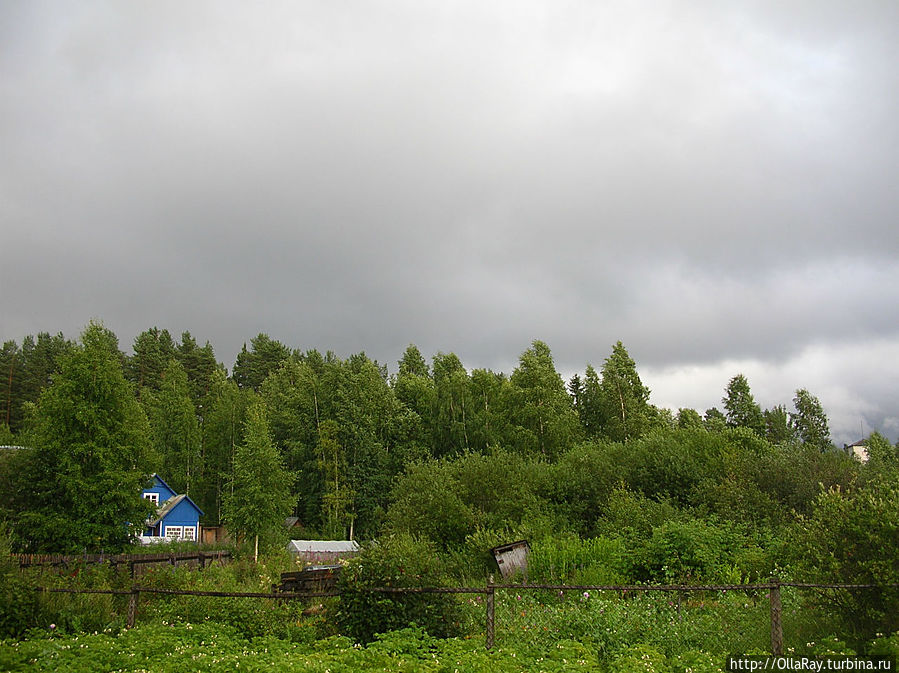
top-left (1, 0), bottom-right (897, 444)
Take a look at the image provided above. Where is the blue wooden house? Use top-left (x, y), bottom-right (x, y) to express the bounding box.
top-left (140, 474), bottom-right (204, 542)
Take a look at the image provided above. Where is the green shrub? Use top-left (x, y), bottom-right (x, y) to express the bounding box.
top-left (792, 478), bottom-right (899, 646)
top-left (0, 571), bottom-right (42, 638)
top-left (0, 522), bottom-right (42, 638)
top-left (335, 533), bottom-right (463, 643)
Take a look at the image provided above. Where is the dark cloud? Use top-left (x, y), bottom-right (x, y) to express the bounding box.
top-left (2, 1), bottom-right (897, 444)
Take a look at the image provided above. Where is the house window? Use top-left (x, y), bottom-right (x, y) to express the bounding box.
top-left (144, 493), bottom-right (159, 505)
top-left (183, 526), bottom-right (196, 541)
top-left (165, 526), bottom-right (182, 539)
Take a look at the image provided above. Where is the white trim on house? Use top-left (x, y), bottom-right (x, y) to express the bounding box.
top-left (144, 492), bottom-right (159, 505)
top-left (162, 525), bottom-right (197, 541)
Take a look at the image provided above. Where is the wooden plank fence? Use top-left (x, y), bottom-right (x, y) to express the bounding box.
top-left (15, 550), bottom-right (231, 577)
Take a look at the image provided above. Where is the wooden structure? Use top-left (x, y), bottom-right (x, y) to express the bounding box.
top-left (275, 565), bottom-right (342, 594)
top-left (491, 540), bottom-right (530, 580)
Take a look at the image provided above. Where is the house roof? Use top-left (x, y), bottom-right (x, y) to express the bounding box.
top-left (147, 493), bottom-right (204, 526)
top-left (287, 540), bottom-right (359, 554)
top-left (147, 473), bottom-right (176, 493)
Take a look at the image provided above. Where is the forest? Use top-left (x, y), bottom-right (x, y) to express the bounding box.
top-left (2, 321), bottom-right (899, 650)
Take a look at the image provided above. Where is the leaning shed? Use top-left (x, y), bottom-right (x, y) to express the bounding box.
top-left (287, 540), bottom-right (360, 564)
top-left (491, 540), bottom-right (531, 580)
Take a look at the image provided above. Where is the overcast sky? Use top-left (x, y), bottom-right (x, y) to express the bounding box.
top-left (2, 1), bottom-right (897, 445)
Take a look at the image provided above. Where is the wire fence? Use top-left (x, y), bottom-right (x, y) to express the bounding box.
top-left (24, 579), bottom-right (899, 653)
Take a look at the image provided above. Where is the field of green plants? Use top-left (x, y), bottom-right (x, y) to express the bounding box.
top-left (3, 543), bottom-right (899, 673)
top-left (4, 621), bottom-right (899, 673)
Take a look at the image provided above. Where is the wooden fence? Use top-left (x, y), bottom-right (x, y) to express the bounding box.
top-left (15, 550), bottom-right (231, 577)
top-left (28, 578), bottom-right (899, 653)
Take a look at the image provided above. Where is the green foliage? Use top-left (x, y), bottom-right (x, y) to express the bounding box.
top-left (576, 365), bottom-right (605, 438)
top-left (385, 460), bottom-right (477, 548)
top-left (792, 477), bottom-right (899, 645)
top-left (143, 359), bottom-right (201, 495)
top-left (550, 441), bottom-right (621, 535)
top-left (507, 340), bottom-right (580, 458)
top-left (316, 419), bottom-right (354, 538)
top-left (0, 522), bottom-right (42, 638)
top-left (722, 374), bottom-right (764, 435)
top-left (789, 388), bottom-right (831, 451)
top-left (628, 518), bottom-right (761, 585)
top-left (232, 333), bottom-right (292, 391)
top-left (494, 589), bottom-right (769, 661)
top-left (676, 408), bottom-right (703, 430)
top-left (754, 443), bottom-right (858, 516)
top-left (597, 341), bottom-right (651, 443)
top-left (336, 533), bottom-right (463, 643)
top-left (594, 487), bottom-right (682, 542)
top-left (126, 327), bottom-right (176, 394)
top-left (197, 371), bottom-right (249, 524)
top-left (763, 404), bottom-right (794, 444)
top-left (864, 431), bottom-right (899, 472)
top-left (0, 332), bottom-right (74, 436)
top-left (529, 535), bottom-right (627, 585)
top-left (16, 322), bottom-right (155, 552)
top-left (222, 401), bottom-right (296, 558)
top-left (431, 351), bottom-right (472, 457)
top-left (616, 428), bottom-right (737, 506)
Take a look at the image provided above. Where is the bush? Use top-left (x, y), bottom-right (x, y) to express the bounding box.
top-left (335, 533), bottom-right (463, 643)
top-left (0, 522), bottom-right (42, 638)
top-left (792, 478), bottom-right (899, 646)
top-left (629, 518), bottom-right (733, 584)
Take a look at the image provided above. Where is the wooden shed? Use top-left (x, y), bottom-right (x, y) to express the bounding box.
top-left (491, 540), bottom-right (530, 580)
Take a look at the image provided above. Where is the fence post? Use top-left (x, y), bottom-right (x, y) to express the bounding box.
top-left (127, 588), bottom-right (140, 629)
top-left (770, 578), bottom-right (783, 656)
top-left (486, 581), bottom-right (496, 650)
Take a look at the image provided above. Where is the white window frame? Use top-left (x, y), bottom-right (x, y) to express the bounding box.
top-left (165, 526), bottom-right (183, 539)
top-left (144, 492), bottom-right (159, 505)
top-left (183, 526), bottom-right (196, 541)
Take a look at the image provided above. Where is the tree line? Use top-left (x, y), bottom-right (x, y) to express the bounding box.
top-left (0, 321), bottom-right (881, 551)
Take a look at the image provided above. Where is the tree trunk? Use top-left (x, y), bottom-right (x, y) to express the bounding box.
top-left (254, 535), bottom-right (259, 563)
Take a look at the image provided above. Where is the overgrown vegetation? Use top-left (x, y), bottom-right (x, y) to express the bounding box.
top-left (2, 323), bottom-right (899, 660)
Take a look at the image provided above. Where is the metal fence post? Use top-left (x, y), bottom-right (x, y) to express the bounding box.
top-left (486, 583), bottom-right (496, 650)
top-left (770, 578), bottom-right (783, 655)
top-left (127, 587), bottom-right (140, 628)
